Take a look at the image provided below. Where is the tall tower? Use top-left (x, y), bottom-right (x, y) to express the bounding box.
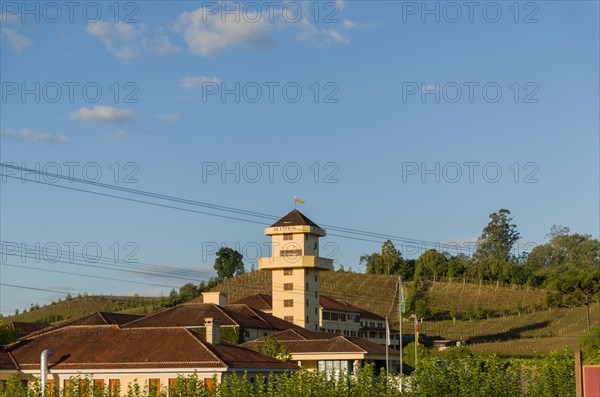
top-left (258, 210), bottom-right (333, 331)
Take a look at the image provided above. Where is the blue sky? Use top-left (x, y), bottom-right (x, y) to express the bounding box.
top-left (1, 1), bottom-right (598, 316)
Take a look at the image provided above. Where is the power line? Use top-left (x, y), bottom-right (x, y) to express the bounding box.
top-left (0, 262), bottom-right (179, 289)
top-left (0, 283), bottom-right (74, 295)
top-left (0, 240), bottom-right (216, 281)
top-left (1, 163), bottom-right (468, 253)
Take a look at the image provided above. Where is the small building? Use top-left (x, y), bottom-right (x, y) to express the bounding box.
top-left (0, 319), bottom-right (297, 393)
top-left (242, 328), bottom-right (399, 377)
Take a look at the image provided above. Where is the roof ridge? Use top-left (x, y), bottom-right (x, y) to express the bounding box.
top-left (184, 329), bottom-right (226, 367)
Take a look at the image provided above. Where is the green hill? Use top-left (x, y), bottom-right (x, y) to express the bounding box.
top-left (209, 271), bottom-right (598, 356)
top-left (4, 295), bottom-right (159, 324)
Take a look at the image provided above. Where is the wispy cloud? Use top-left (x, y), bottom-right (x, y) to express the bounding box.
top-left (1, 14), bottom-right (32, 53)
top-left (1, 128), bottom-right (68, 143)
top-left (180, 76), bottom-right (221, 89)
top-left (86, 21), bottom-right (181, 61)
top-left (157, 111), bottom-right (182, 122)
top-left (70, 105), bottom-right (134, 124)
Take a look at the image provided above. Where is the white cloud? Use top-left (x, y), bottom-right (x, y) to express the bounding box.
top-left (1, 26), bottom-right (32, 53)
top-left (70, 105), bottom-right (134, 124)
top-left (296, 19), bottom-right (349, 46)
top-left (2, 128), bottom-right (68, 143)
top-left (157, 111), bottom-right (182, 122)
top-left (112, 130), bottom-right (128, 139)
top-left (174, 6), bottom-right (275, 56)
top-left (86, 21), bottom-right (181, 61)
top-left (180, 75), bottom-right (221, 89)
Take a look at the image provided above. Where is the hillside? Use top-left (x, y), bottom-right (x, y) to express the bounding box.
top-left (3, 295), bottom-right (159, 324)
top-left (209, 271), bottom-right (598, 356)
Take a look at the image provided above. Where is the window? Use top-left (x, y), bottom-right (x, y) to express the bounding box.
top-left (314, 242), bottom-right (318, 249)
top-left (204, 378), bottom-right (214, 392)
top-left (306, 299), bottom-right (309, 307)
top-left (47, 380), bottom-right (55, 397)
top-left (306, 282), bottom-right (309, 290)
top-left (169, 378), bottom-right (187, 397)
top-left (245, 330), bottom-right (250, 337)
top-left (315, 274), bottom-right (318, 282)
top-left (323, 311), bottom-right (331, 320)
top-left (280, 249), bottom-right (302, 256)
top-left (315, 307), bottom-right (318, 315)
top-left (284, 283), bottom-right (293, 291)
top-left (63, 380), bottom-right (73, 397)
top-left (284, 316), bottom-right (294, 322)
top-left (149, 379), bottom-right (160, 397)
top-left (340, 313), bottom-right (346, 322)
top-left (283, 233), bottom-right (293, 240)
top-left (93, 380), bottom-right (104, 396)
top-left (283, 268), bottom-right (293, 275)
top-left (79, 379), bottom-right (90, 397)
top-left (306, 316), bottom-right (309, 323)
top-left (108, 380), bottom-right (120, 397)
top-left (315, 291), bottom-right (318, 298)
top-left (284, 299), bottom-right (294, 307)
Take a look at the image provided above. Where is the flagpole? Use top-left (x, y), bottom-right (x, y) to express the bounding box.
top-left (399, 276), bottom-right (403, 375)
top-left (385, 316), bottom-right (389, 380)
top-left (414, 315), bottom-right (418, 368)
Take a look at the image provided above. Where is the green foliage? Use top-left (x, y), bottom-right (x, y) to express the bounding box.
top-left (0, 319), bottom-right (18, 344)
top-left (415, 250), bottom-right (448, 279)
top-left (444, 345), bottom-right (473, 361)
top-left (402, 341), bottom-right (431, 370)
top-left (548, 272), bottom-right (600, 330)
top-left (579, 326), bottom-right (600, 364)
top-left (361, 240), bottom-right (413, 280)
top-left (415, 299), bottom-right (429, 320)
top-left (250, 336), bottom-right (292, 362)
top-left (214, 247), bottom-right (245, 281)
top-left (0, 354), bottom-right (577, 397)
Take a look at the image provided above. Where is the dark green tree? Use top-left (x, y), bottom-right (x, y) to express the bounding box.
top-left (415, 249), bottom-right (448, 279)
top-left (214, 247), bottom-right (245, 281)
top-left (549, 272), bottom-right (600, 331)
top-left (580, 326), bottom-right (600, 364)
top-left (473, 209), bottom-right (520, 281)
top-left (179, 283), bottom-right (200, 302)
top-left (0, 320), bottom-right (18, 344)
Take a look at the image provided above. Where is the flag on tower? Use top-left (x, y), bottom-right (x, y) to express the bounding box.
top-left (415, 321), bottom-right (419, 346)
top-left (294, 197), bottom-right (305, 204)
top-left (399, 278), bottom-right (406, 314)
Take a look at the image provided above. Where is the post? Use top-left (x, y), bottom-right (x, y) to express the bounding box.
top-left (385, 316), bottom-right (389, 379)
top-left (414, 315), bottom-right (418, 368)
top-left (399, 276), bottom-right (403, 375)
top-left (40, 349), bottom-right (54, 396)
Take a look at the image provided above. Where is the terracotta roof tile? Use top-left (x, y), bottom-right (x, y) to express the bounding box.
top-left (230, 294), bottom-right (273, 311)
top-left (6, 325), bottom-right (296, 371)
top-left (8, 322), bottom-right (50, 337)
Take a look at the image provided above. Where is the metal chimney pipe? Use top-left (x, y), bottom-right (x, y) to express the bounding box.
top-left (40, 349), bottom-right (54, 396)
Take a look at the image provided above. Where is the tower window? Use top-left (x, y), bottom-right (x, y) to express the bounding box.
top-left (306, 316), bottom-right (309, 323)
top-left (284, 283), bottom-right (293, 291)
top-left (284, 299), bottom-right (294, 307)
top-left (284, 269), bottom-right (293, 276)
top-left (284, 316), bottom-right (294, 322)
top-left (306, 299), bottom-right (309, 307)
top-left (283, 233), bottom-right (293, 240)
top-left (315, 274), bottom-right (318, 282)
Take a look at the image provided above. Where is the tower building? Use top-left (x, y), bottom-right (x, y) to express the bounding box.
top-left (258, 210), bottom-right (333, 331)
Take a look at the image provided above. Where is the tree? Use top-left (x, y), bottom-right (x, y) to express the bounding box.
top-left (549, 272), bottom-right (600, 331)
top-left (178, 283), bottom-right (200, 302)
top-left (415, 249), bottom-right (448, 279)
top-left (473, 209), bottom-right (520, 281)
top-left (580, 326), bottom-right (600, 364)
top-left (251, 336), bottom-right (292, 362)
top-left (361, 240), bottom-right (413, 279)
top-left (0, 320), bottom-right (18, 345)
top-left (445, 345), bottom-right (473, 361)
top-left (402, 342), bottom-right (431, 369)
top-left (214, 247), bottom-right (245, 281)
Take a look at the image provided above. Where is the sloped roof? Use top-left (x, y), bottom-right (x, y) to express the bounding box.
top-left (0, 345), bottom-right (17, 371)
top-left (242, 329), bottom-right (394, 357)
top-left (231, 293), bottom-right (385, 321)
top-left (28, 312), bottom-right (144, 337)
top-left (5, 325), bottom-right (297, 371)
top-left (230, 294), bottom-right (273, 311)
top-left (270, 210), bottom-right (321, 228)
top-left (8, 322), bottom-right (50, 337)
top-left (122, 303), bottom-right (297, 331)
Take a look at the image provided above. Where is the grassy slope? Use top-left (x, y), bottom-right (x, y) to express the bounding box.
top-left (209, 271), bottom-right (599, 356)
top-left (4, 295), bottom-right (159, 323)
